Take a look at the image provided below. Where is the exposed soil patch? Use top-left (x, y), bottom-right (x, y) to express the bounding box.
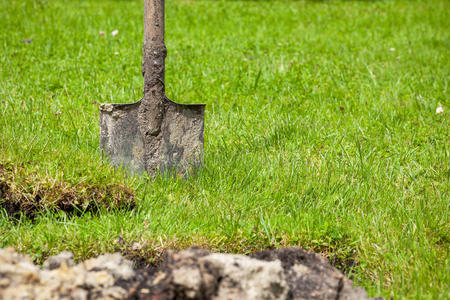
top-left (116, 240), bottom-right (359, 281)
top-left (0, 162), bottom-right (135, 219)
top-left (0, 247), bottom-right (382, 300)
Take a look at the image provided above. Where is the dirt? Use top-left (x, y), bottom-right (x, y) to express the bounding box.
top-left (0, 162), bottom-right (135, 219)
top-left (1, 246), bottom-right (383, 300)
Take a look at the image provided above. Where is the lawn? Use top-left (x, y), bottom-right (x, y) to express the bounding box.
top-left (0, 0), bottom-right (449, 299)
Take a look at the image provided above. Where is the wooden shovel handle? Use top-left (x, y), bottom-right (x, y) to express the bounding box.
top-left (144, 0), bottom-right (164, 46)
top-left (142, 0), bottom-right (167, 95)
top-left (143, 0), bottom-right (166, 92)
top-left (139, 0), bottom-right (167, 150)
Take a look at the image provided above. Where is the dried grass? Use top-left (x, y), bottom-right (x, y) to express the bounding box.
top-left (0, 163), bottom-right (135, 219)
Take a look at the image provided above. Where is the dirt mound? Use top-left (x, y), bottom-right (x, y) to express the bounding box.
top-left (0, 247), bottom-right (382, 300)
top-left (0, 163), bottom-right (134, 219)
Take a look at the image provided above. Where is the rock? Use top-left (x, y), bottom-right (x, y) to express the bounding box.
top-left (203, 253), bottom-right (288, 300)
top-left (134, 247), bottom-right (376, 300)
top-left (83, 253), bottom-right (135, 281)
top-left (43, 251), bottom-right (74, 270)
top-left (0, 247), bottom-right (41, 299)
top-left (0, 247), bottom-right (135, 300)
top-left (140, 248), bottom-right (288, 299)
top-left (0, 247), bottom-right (382, 300)
top-left (251, 247), bottom-right (370, 300)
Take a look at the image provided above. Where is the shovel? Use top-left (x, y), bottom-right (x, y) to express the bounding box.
top-left (99, 0), bottom-right (205, 176)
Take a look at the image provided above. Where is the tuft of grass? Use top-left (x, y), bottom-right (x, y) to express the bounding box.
top-left (0, 0), bottom-right (449, 299)
top-left (0, 162), bottom-right (135, 219)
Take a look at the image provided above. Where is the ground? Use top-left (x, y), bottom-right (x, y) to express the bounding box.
top-left (0, 0), bottom-right (449, 299)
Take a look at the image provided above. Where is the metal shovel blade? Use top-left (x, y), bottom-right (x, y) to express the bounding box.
top-left (99, 0), bottom-right (205, 176)
top-left (100, 98), bottom-right (205, 175)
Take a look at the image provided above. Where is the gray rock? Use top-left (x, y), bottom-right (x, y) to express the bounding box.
top-left (149, 249), bottom-right (288, 299)
top-left (0, 247), bottom-right (382, 300)
top-left (251, 247), bottom-right (371, 300)
top-left (202, 253), bottom-right (288, 300)
top-left (83, 252), bottom-right (135, 280)
top-left (43, 251), bottom-right (74, 270)
top-left (0, 247), bottom-right (134, 300)
top-left (134, 247), bottom-right (379, 300)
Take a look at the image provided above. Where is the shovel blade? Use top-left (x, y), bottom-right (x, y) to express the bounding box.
top-left (100, 100), bottom-right (205, 176)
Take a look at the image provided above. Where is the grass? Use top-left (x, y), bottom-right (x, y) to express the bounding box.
top-left (0, 162), bottom-right (135, 218)
top-left (0, 0), bottom-right (448, 298)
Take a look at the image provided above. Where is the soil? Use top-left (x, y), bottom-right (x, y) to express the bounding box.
top-left (0, 163), bottom-right (135, 219)
top-left (0, 247), bottom-right (382, 300)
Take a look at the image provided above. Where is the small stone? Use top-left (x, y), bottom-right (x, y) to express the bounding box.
top-left (83, 253), bottom-right (135, 280)
top-left (0, 277), bottom-right (10, 287)
top-left (71, 288), bottom-right (88, 300)
top-left (102, 286), bottom-right (129, 299)
top-left (85, 271), bottom-right (114, 287)
top-left (172, 266), bottom-right (203, 298)
top-left (131, 242), bottom-right (142, 251)
top-left (43, 251), bottom-right (74, 270)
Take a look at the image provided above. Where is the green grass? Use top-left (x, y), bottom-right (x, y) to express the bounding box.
top-left (0, 0), bottom-right (449, 298)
